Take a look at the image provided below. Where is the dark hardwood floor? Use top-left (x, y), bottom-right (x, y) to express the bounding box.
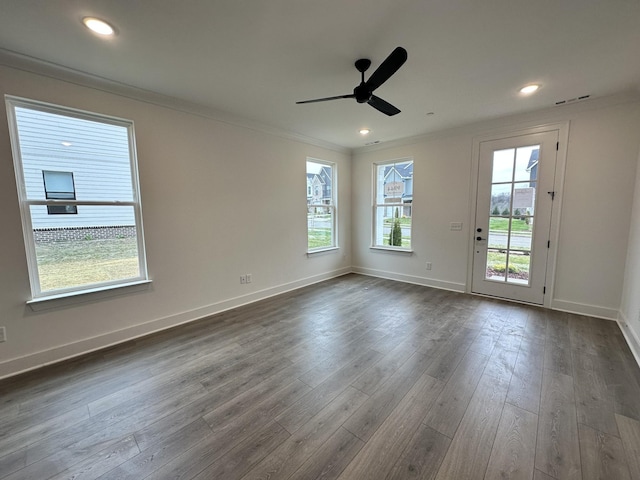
top-left (1, 274), bottom-right (640, 479)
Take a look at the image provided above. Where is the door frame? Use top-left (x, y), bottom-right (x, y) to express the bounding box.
top-left (466, 122), bottom-right (569, 308)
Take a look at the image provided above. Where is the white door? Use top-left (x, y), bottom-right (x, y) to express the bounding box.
top-left (472, 131), bottom-right (558, 304)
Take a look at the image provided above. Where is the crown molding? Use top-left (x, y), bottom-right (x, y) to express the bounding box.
top-left (0, 48), bottom-right (349, 154)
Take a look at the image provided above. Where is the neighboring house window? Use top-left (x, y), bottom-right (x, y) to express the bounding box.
top-left (373, 158), bottom-right (413, 249)
top-left (6, 96), bottom-right (148, 299)
top-left (43, 171), bottom-right (77, 214)
top-left (306, 159), bottom-right (336, 251)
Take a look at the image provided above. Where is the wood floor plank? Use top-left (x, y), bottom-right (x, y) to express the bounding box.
top-left (2, 275), bottom-right (640, 480)
top-left (48, 435), bottom-right (139, 480)
top-left (336, 372), bottom-right (444, 480)
top-left (533, 469), bottom-right (556, 480)
top-left (275, 348), bottom-right (382, 434)
top-left (146, 421), bottom-right (289, 480)
top-left (0, 405), bottom-right (90, 457)
top-left (573, 365), bottom-right (619, 436)
top-left (578, 423), bottom-right (631, 480)
top-left (351, 336), bottom-right (427, 395)
top-left (386, 424), bottom-right (450, 480)
top-left (10, 382), bottom-right (208, 480)
top-left (191, 422), bottom-right (290, 480)
top-left (484, 403), bottom-right (538, 480)
top-left (506, 339), bottom-right (544, 414)
top-left (240, 386), bottom-right (367, 480)
top-left (423, 349), bottom-right (489, 438)
top-left (132, 361), bottom-right (308, 451)
top-left (343, 352), bottom-right (433, 441)
top-left (544, 338), bottom-right (573, 376)
top-left (285, 427), bottom-right (364, 480)
top-left (434, 373), bottom-right (509, 480)
top-left (97, 419), bottom-right (213, 480)
top-left (616, 413), bottom-right (640, 480)
top-left (535, 369), bottom-right (582, 480)
top-left (204, 379), bottom-right (311, 450)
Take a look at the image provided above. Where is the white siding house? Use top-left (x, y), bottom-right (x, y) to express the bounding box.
top-left (15, 107), bottom-right (136, 230)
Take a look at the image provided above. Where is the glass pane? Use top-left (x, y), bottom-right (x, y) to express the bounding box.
top-left (308, 206), bottom-right (333, 249)
top-left (43, 171), bottom-right (75, 193)
top-left (485, 249), bottom-right (507, 281)
top-left (490, 183), bottom-right (511, 216)
top-left (375, 204), bottom-right (411, 248)
top-left (492, 148), bottom-right (514, 183)
top-left (306, 160), bottom-right (333, 205)
top-left (488, 218), bottom-right (509, 249)
top-left (31, 205), bottom-right (141, 293)
top-left (512, 182), bottom-right (536, 217)
top-left (514, 145), bottom-right (539, 182)
top-left (509, 229), bottom-right (532, 252)
top-left (14, 107), bottom-right (134, 202)
top-left (376, 160), bottom-right (413, 204)
top-left (507, 251), bottom-right (530, 285)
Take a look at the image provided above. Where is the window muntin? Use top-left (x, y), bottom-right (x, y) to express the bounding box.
top-left (6, 96), bottom-right (148, 299)
top-left (306, 159), bottom-right (336, 251)
top-left (373, 159), bottom-right (413, 249)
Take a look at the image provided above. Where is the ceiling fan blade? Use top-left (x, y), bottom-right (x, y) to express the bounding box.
top-left (365, 47), bottom-right (408, 92)
top-left (296, 94), bottom-right (355, 104)
top-left (368, 95), bottom-right (401, 116)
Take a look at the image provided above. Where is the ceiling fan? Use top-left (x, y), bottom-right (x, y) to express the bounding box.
top-left (296, 46), bottom-right (408, 116)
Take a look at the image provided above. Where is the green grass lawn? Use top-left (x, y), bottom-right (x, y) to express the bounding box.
top-left (489, 217), bottom-right (532, 232)
top-left (35, 237), bottom-right (139, 292)
top-left (308, 228), bottom-right (332, 249)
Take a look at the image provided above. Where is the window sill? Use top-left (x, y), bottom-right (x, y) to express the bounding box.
top-left (307, 246), bottom-right (339, 257)
top-left (369, 246), bottom-right (414, 255)
top-left (27, 280), bottom-right (152, 311)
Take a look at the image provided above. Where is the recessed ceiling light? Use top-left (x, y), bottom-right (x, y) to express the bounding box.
top-left (61, 141), bottom-right (72, 147)
top-left (359, 129), bottom-right (370, 135)
top-left (519, 84), bottom-right (540, 95)
top-left (82, 17), bottom-right (115, 36)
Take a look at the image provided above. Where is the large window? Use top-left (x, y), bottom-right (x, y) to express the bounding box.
top-left (373, 158), bottom-right (413, 250)
top-left (306, 159), bottom-right (336, 251)
top-left (6, 96), bottom-right (148, 300)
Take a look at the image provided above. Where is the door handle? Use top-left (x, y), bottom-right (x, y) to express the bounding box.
top-left (476, 236), bottom-right (486, 241)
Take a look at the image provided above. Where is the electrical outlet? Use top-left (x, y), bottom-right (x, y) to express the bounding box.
top-left (426, 262), bottom-right (432, 270)
top-left (0, 327), bottom-right (6, 343)
top-left (246, 274), bottom-right (252, 283)
top-left (240, 275), bottom-right (246, 284)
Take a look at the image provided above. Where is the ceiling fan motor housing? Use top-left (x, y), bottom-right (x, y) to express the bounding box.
top-left (354, 84), bottom-right (372, 103)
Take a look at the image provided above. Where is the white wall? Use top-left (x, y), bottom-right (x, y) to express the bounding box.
top-left (0, 64), bottom-right (351, 378)
top-left (352, 96), bottom-right (640, 320)
top-left (620, 144), bottom-right (640, 363)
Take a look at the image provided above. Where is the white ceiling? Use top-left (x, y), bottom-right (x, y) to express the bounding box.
top-left (1, 0), bottom-right (639, 149)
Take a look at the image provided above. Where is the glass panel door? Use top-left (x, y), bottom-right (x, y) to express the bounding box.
top-left (472, 131), bottom-right (558, 305)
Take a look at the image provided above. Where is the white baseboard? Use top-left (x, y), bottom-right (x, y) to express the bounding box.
top-left (0, 267), bottom-right (352, 380)
top-left (351, 266), bottom-right (466, 293)
top-left (550, 299), bottom-right (619, 321)
top-left (618, 311), bottom-right (640, 368)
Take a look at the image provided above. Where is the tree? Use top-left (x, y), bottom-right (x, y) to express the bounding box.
top-left (389, 207), bottom-right (402, 246)
top-left (502, 207), bottom-right (510, 216)
top-left (492, 206), bottom-right (500, 215)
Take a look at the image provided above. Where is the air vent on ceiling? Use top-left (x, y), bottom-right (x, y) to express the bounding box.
top-left (365, 140), bottom-right (381, 146)
top-left (555, 95), bottom-right (591, 106)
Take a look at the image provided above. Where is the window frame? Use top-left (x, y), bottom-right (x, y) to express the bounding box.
top-left (306, 158), bottom-right (338, 253)
top-left (5, 95), bottom-right (149, 301)
top-left (372, 157), bottom-right (414, 252)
